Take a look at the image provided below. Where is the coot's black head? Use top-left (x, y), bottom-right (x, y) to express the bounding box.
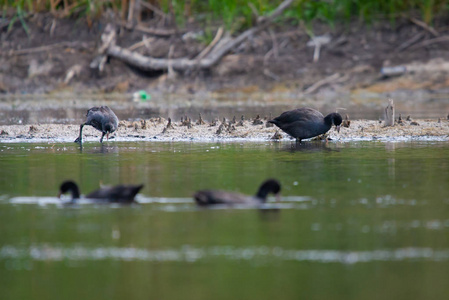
top-left (59, 180), bottom-right (81, 199)
top-left (256, 179), bottom-right (282, 202)
top-left (104, 123), bottom-right (115, 133)
top-left (325, 113), bottom-right (343, 132)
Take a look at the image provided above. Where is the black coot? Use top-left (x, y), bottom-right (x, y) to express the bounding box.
top-left (269, 107), bottom-right (342, 142)
top-left (74, 106), bottom-right (119, 143)
top-left (194, 179), bottom-right (281, 206)
top-left (59, 180), bottom-right (143, 204)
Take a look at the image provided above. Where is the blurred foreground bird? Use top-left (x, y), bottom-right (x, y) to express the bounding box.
top-left (59, 180), bottom-right (143, 204)
top-left (194, 179), bottom-right (281, 206)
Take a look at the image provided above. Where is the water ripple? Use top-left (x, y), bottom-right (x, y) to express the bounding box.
top-left (1, 245), bottom-right (449, 267)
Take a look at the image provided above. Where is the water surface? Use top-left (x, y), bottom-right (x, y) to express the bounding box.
top-left (1, 141), bottom-right (449, 300)
top-left (1, 93), bottom-right (448, 125)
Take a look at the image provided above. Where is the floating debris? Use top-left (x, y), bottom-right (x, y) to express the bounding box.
top-left (209, 118), bottom-right (218, 127)
top-left (227, 124), bottom-right (236, 133)
top-left (271, 130), bottom-right (283, 140)
top-left (216, 124), bottom-right (224, 135)
top-left (311, 134), bottom-right (328, 141)
top-left (238, 115), bottom-right (245, 126)
top-left (196, 113), bottom-right (205, 125)
top-left (253, 114), bottom-right (263, 125)
top-left (162, 118), bottom-right (174, 133)
top-left (181, 116), bottom-right (193, 128)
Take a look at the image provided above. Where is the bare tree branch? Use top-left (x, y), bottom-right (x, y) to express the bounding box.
top-left (100, 0), bottom-right (293, 72)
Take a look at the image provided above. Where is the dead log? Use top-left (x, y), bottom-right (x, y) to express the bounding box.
top-left (92, 0), bottom-right (293, 73)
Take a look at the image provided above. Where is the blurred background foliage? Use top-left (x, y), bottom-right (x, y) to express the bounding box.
top-left (1, 0), bottom-right (448, 31)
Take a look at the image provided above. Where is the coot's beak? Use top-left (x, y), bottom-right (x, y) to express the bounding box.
top-left (336, 125), bottom-right (341, 133)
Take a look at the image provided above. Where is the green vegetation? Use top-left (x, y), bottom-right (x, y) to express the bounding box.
top-left (1, 0), bottom-right (448, 31)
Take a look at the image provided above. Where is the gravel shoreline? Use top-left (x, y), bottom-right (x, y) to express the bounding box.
top-left (0, 118), bottom-right (448, 143)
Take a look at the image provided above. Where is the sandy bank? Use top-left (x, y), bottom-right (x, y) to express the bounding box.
top-left (0, 117), bottom-right (448, 143)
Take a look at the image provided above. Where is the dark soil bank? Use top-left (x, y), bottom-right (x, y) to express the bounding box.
top-left (2, 14), bottom-right (449, 96)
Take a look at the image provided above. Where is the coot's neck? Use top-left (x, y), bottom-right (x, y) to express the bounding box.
top-left (324, 114), bottom-right (334, 126)
top-left (256, 185), bottom-right (273, 202)
top-left (256, 190), bottom-right (268, 202)
top-left (67, 183), bottom-right (81, 199)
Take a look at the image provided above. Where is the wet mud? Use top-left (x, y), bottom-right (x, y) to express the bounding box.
top-left (1, 117), bottom-right (448, 143)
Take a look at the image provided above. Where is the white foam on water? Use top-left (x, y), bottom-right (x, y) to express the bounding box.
top-left (3, 196), bottom-right (313, 211)
top-left (1, 245), bottom-right (449, 267)
top-left (137, 197), bottom-right (193, 204)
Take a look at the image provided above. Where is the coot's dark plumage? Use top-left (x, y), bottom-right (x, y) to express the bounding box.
top-left (75, 106), bottom-right (119, 143)
top-left (269, 107), bottom-right (342, 142)
top-left (59, 180), bottom-right (143, 204)
top-left (194, 179), bottom-right (281, 206)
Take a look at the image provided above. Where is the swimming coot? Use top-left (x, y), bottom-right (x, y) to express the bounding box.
top-left (194, 179), bottom-right (281, 206)
top-left (59, 180), bottom-right (143, 204)
top-left (269, 107), bottom-right (342, 142)
top-left (74, 106), bottom-right (119, 143)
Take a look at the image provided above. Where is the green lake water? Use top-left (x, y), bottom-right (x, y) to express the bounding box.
top-left (1, 141), bottom-right (449, 300)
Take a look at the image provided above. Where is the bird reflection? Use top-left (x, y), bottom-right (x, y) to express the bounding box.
top-left (77, 143), bottom-right (119, 154)
top-left (281, 140), bottom-right (335, 153)
top-left (258, 206), bottom-right (281, 221)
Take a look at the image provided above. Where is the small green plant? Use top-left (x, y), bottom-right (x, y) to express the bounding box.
top-left (4, 0), bottom-right (31, 36)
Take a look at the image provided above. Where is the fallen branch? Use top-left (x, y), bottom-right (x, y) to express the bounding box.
top-left (409, 17), bottom-right (439, 37)
top-left (303, 73), bottom-right (341, 94)
top-left (141, 0), bottom-right (170, 20)
top-left (117, 20), bottom-right (180, 36)
top-left (127, 35), bottom-right (154, 51)
top-left (7, 41), bottom-right (93, 56)
top-left (100, 0), bottom-right (293, 72)
top-left (409, 35), bottom-right (449, 50)
top-left (194, 27), bottom-right (224, 61)
top-left (396, 31), bottom-right (425, 52)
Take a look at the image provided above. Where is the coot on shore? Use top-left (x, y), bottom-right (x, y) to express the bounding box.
top-left (74, 106), bottom-right (118, 143)
top-left (269, 107), bottom-right (342, 142)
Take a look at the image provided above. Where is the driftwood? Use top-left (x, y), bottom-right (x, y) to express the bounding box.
top-left (91, 0), bottom-right (293, 73)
